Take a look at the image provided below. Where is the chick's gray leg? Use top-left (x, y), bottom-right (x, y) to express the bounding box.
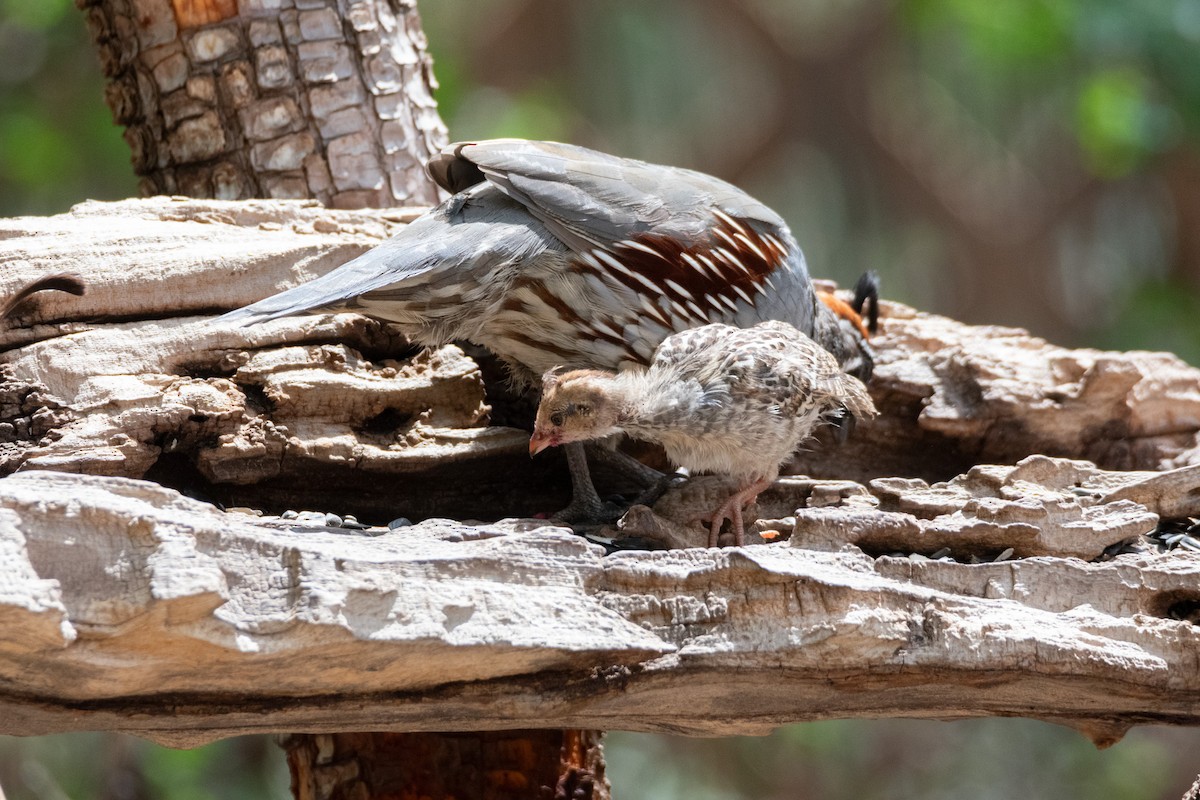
top-left (552, 442), bottom-right (623, 524)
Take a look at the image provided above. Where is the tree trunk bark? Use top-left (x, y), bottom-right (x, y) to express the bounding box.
top-left (78, 0), bottom-right (447, 207)
top-left (283, 731), bottom-right (609, 800)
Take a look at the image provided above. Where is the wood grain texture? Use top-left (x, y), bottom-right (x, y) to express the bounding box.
top-left (0, 465), bottom-right (1196, 749)
top-left (4, 199), bottom-right (1200, 521)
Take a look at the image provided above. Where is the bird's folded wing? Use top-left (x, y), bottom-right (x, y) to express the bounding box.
top-left (429, 139), bottom-right (786, 254)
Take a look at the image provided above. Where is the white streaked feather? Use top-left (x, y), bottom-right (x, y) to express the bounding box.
top-left (712, 208), bottom-right (748, 235)
top-left (616, 239), bottom-right (665, 257)
top-left (664, 278), bottom-right (691, 300)
top-left (593, 318), bottom-right (624, 339)
top-left (680, 252), bottom-right (710, 280)
top-left (579, 250), bottom-right (603, 270)
top-left (734, 233), bottom-right (767, 262)
top-left (732, 284), bottom-right (755, 305)
top-left (713, 228), bottom-right (739, 250)
top-left (689, 252), bottom-right (724, 282)
top-left (594, 249), bottom-right (660, 294)
top-left (762, 234), bottom-right (788, 256)
top-left (639, 294), bottom-right (665, 318)
top-left (712, 248), bottom-right (745, 274)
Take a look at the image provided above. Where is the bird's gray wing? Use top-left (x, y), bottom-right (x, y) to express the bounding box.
top-left (429, 140), bottom-right (817, 340)
top-left (428, 139), bottom-right (788, 253)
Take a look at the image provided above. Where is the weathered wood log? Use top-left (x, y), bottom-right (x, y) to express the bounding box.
top-left (0, 198), bottom-right (555, 519)
top-left (4, 198), bottom-right (1199, 519)
top-left (801, 297), bottom-right (1200, 481)
top-left (3, 198), bottom-right (1200, 758)
top-left (0, 463), bottom-right (1197, 751)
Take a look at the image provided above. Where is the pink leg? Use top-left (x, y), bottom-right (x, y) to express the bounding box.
top-left (707, 479), bottom-right (773, 547)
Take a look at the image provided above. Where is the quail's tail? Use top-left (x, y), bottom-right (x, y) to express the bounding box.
top-left (821, 369), bottom-right (877, 443)
top-left (851, 270), bottom-right (880, 335)
top-left (215, 188), bottom-right (552, 336)
top-left (215, 228), bottom-right (452, 328)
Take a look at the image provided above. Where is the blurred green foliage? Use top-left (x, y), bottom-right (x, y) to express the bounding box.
top-left (1077, 67), bottom-right (1170, 178)
top-left (608, 719), bottom-right (1185, 800)
top-left (0, 0), bottom-right (136, 216)
top-left (905, 0), bottom-right (1191, 177)
top-left (0, 733), bottom-right (288, 800)
top-left (2, 1), bottom-right (1200, 799)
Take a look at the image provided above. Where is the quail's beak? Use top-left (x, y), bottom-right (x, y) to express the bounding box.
top-left (529, 429), bottom-right (554, 457)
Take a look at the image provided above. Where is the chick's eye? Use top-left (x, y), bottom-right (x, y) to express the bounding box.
top-left (549, 412), bottom-right (565, 427)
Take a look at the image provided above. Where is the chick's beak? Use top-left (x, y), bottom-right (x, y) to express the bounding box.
top-left (529, 429), bottom-right (554, 457)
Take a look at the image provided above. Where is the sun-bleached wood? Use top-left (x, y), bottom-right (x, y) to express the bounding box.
top-left (0, 198), bottom-right (547, 520)
top-left (0, 464), bottom-right (1197, 751)
top-left (2, 198), bottom-right (1200, 753)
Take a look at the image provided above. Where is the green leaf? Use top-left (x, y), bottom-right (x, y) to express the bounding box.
top-left (0, 0), bottom-right (71, 29)
top-left (1075, 67), bottom-right (1176, 177)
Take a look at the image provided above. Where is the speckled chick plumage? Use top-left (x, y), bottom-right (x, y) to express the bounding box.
top-left (532, 320), bottom-right (877, 545)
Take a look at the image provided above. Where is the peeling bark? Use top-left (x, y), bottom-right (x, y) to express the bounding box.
top-left (795, 293), bottom-right (1200, 482)
top-left (78, 0), bottom-right (447, 206)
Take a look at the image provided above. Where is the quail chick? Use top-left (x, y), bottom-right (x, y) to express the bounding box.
top-left (530, 320), bottom-right (877, 546)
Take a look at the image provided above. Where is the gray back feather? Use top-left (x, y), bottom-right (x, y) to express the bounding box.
top-left (430, 139), bottom-right (789, 254)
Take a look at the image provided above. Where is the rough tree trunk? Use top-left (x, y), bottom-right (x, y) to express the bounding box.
top-left (79, 0), bottom-right (446, 207)
top-left (283, 731), bottom-right (608, 800)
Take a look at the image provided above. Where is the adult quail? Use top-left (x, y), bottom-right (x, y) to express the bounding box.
top-left (530, 320), bottom-right (876, 546)
top-left (219, 139), bottom-right (876, 519)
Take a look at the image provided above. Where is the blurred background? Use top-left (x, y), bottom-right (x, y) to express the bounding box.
top-left (1, 0), bottom-right (1199, 797)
